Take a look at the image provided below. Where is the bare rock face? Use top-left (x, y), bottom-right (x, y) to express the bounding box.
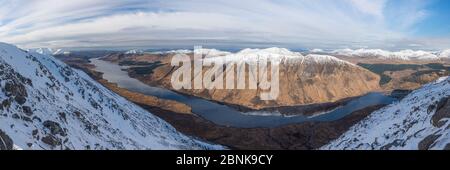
top-left (0, 130), bottom-right (13, 150)
top-left (432, 97), bottom-right (450, 128)
top-left (127, 48), bottom-right (381, 109)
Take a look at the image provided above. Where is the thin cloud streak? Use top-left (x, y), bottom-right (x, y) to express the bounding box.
top-left (0, 0), bottom-right (447, 50)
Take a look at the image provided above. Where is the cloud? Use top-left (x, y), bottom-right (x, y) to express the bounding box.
top-left (347, 0), bottom-right (387, 18)
top-left (0, 0), bottom-right (446, 50)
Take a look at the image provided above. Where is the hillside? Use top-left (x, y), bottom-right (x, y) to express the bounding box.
top-left (323, 76), bottom-right (450, 150)
top-left (0, 42), bottom-right (222, 150)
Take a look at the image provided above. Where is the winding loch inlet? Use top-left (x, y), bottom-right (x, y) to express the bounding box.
top-left (90, 58), bottom-right (397, 128)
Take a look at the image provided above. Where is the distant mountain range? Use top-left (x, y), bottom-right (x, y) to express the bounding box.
top-left (28, 46), bottom-right (450, 61)
top-left (28, 48), bottom-right (71, 56)
top-left (312, 48), bottom-right (450, 61)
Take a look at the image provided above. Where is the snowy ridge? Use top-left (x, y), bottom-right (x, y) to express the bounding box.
top-left (332, 48), bottom-right (450, 60)
top-left (440, 49), bottom-right (450, 58)
top-left (194, 48), bottom-right (231, 56)
top-left (304, 54), bottom-right (356, 66)
top-left (124, 49), bottom-right (144, 55)
top-left (203, 47), bottom-right (355, 66)
top-left (150, 48), bottom-right (231, 56)
top-left (150, 49), bottom-right (193, 55)
top-left (28, 48), bottom-right (70, 56)
top-left (0, 42), bottom-right (223, 150)
top-left (323, 76), bottom-right (450, 150)
top-left (310, 49), bottom-right (324, 53)
top-left (237, 47), bottom-right (300, 56)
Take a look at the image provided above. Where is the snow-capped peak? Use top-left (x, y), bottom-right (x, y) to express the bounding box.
top-left (332, 48), bottom-right (449, 60)
top-left (52, 49), bottom-right (71, 55)
top-left (305, 54), bottom-right (355, 66)
top-left (439, 49), bottom-right (450, 58)
top-left (201, 47), bottom-right (354, 67)
top-left (194, 48), bottom-right (231, 57)
top-left (150, 49), bottom-right (193, 55)
top-left (323, 76), bottom-right (450, 150)
top-left (310, 49), bottom-right (324, 53)
top-left (149, 48), bottom-right (230, 56)
top-left (237, 47), bottom-right (299, 56)
top-left (124, 49), bottom-right (144, 55)
top-left (28, 48), bottom-right (70, 56)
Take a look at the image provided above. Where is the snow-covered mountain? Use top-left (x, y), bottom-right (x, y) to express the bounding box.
top-left (194, 48), bottom-right (231, 56)
top-left (323, 76), bottom-right (450, 150)
top-left (440, 49), bottom-right (450, 59)
top-left (53, 49), bottom-right (71, 55)
top-left (309, 48), bottom-right (324, 53)
top-left (124, 49), bottom-right (144, 55)
top-left (158, 47), bottom-right (380, 109)
top-left (204, 47), bottom-right (355, 66)
top-left (331, 48), bottom-right (450, 60)
top-left (0, 42), bottom-right (223, 150)
top-left (150, 48), bottom-right (231, 56)
top-left (28, 48), bottom-right (70, 56)
top-left (150, 49), bottom-right (193, 55)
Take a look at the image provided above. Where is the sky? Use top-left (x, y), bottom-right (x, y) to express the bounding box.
top-left (0, 0), bottom-right (449, 50)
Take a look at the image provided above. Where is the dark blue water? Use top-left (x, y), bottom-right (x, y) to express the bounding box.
top-left (90, 58), bottom-right (397, 128)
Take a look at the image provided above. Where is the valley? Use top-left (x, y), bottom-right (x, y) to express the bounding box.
top-left (51, 49), bottom-right (402, 149)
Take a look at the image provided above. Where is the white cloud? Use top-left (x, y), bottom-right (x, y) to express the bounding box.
top-left (0, 0), bottom-right (446, 50)
top-left (347, 0), bottom-right (387, 18)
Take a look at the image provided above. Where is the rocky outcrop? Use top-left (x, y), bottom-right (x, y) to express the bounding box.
top-left (432, 96), bottom-right (450, 128)
top-left (0, 130), bottom-right (13, 150)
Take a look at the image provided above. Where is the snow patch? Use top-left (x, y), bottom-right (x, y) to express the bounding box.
top-left (28, 48), bottom-right (70, 56)
top-left (125, 49), bottom-right (144, 55)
